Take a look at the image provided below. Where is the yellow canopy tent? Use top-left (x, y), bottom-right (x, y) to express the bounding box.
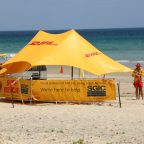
top-left (0, 30), bottom-right (132, 75)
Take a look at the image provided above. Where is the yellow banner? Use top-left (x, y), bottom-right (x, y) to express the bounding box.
top-left (0, 77), bottom-right (31, 100)
top-left (32, 79), bottom-right (116, 101)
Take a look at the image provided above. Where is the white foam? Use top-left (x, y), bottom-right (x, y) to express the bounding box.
top-left (3, 53), bottom-right (16, 60)
top-left (117, 60), bottom-right (130, 63)
top-left (117, 60), bottom-right (144, 64)
top-left (135, 60), bottom-right (144, 63)
top-left (7, 53), bottom-right (16, 57)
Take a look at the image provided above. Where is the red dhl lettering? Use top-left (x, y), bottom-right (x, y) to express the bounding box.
top-left (85, 52), bottom-right (101, 58)
top-left (29, 41), bottom-right (58, 46)
top-left (4, 87), bottom-right (19, 94)
top-left (7, 80), bottom-right (17, 86)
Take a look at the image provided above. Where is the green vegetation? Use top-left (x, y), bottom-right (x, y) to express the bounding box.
top-left (73, 138), bottom-right (86, 144)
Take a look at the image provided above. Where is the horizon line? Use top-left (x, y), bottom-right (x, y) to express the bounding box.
top-left (0, 26), bottom-right (144, 32)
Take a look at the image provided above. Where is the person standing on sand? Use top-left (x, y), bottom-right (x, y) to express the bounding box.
top-left (132, 63), bottom-right (144, 100)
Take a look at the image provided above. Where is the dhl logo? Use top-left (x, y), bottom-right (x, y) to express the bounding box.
top-left (85, 52), bottom-right (101, 58)
top-left (29, 41), bottom-right (58, 46)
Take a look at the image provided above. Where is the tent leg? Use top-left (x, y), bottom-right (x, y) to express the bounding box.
top-left (117, 82), bottom-right (121, 108)
top-left (10, 84), bottom-right (14, 108)
top-left (30, 77), bottom-right (33, 104)
top-left (18, 80), bottom-right (24, 104)
top-left (71, 66), bottom-right (74, 80)
top-left (79, 68), bottom-right (80, 79)
top-left (38, 66), bottom-right (41, 79)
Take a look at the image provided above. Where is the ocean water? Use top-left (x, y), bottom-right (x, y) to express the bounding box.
top-left (0, 28), bottom-right (144, 67)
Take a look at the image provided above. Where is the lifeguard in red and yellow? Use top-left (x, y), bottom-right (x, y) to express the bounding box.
top-left (132, 63), bottom-right (144, 99)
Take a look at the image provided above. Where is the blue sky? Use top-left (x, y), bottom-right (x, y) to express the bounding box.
top-left (0, 0), bottom-right (144, 30)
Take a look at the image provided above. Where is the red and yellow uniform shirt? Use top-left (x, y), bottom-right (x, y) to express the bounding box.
top-left (132, 68), bottom-right (144, 88)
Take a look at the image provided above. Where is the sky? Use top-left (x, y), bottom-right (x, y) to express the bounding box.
top-left (0, 0), bottom-right (144, 31)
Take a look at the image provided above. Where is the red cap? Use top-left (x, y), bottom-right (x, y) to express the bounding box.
top-left (135, 63), bottom-right (141, 67)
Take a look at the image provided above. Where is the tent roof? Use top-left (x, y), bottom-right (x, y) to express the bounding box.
top-left (0, 29), bottom-right (132, 75)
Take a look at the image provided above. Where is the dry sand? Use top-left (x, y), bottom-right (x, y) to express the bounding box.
top-left (1, 72), bottom-right (144, 144)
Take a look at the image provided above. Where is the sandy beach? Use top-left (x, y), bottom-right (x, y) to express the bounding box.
top-left (0, 0), bottom-right (144, 143)
top-left (1, 72), bottom-right (144, 144)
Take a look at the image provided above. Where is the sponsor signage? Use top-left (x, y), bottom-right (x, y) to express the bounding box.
top-left (32, 79), bottom-right (116, 101)
top-left (85, 52), bottom-right (101, 58)
top-left (0, 77), bottom-right (116, 102)
top-left (0, 77), bottom-right (30, 100)
top-left (29, 41), bottom-right (58, 46)
top-left (87, 85), bottom-right (106, 96)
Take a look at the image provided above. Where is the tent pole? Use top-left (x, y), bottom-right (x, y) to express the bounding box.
top-left (30, 77), bottom-right (33, 104)
top-left (18, 79), bottom-right (24, 104)
top-left (79, 68), bottom-right (80, 79)
top-left (71, 66), bottom-right (74, 80)
top-left (38, 66), bottom-right (41, 79)
top-left (117, 82), bottom-right (121, 108)
top-left (46, 66), bottom-right (48, 80)
top-left (10, 84), bottom-right (14, 108)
